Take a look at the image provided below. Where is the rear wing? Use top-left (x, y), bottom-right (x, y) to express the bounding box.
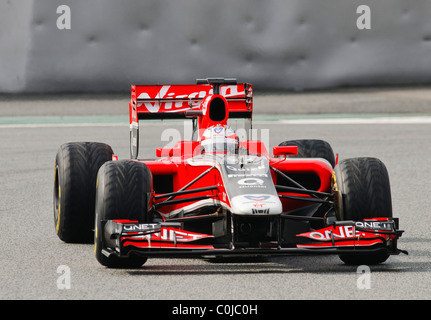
top-left (129, 78), bottom-right (253, 121)
top-left (129, 78), bottom-right (253, 159)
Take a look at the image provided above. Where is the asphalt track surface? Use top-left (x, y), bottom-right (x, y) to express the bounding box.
top-left (1, 88), bottom-right (431, 301)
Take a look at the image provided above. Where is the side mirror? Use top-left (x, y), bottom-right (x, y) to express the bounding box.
top-left (273, 146), bottom-right (298, 157)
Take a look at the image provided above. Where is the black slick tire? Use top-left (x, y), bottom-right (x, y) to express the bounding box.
top-left (54, 142), bottom-right (113, 243)
top-left (94, 160), bottom-right (152, 268)
top-left (334, 157), bottom-right (393, 265)
top-left (278, 139), bottom-right (335, 167)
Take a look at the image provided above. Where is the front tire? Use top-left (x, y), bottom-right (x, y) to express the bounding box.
top-left (94, 160), bottom-right (152, 268)
top-left (334, 157), bottom-right (393, 265)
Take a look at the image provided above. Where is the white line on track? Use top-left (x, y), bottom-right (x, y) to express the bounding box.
top-left (256, 116), bottom-right (431, 125)
top-left (0, 123), bottom-right (128, 128)
top-left (1, 115), bottom-right (431, 128)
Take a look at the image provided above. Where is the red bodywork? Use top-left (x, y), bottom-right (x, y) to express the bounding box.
top-left (142, 154), bottom-right (333, 217)
top-left (127, 81), bottom-right (332, 218)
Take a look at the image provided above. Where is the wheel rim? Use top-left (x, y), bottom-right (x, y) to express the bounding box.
top-left (54, 165), bottom-right (61, 232)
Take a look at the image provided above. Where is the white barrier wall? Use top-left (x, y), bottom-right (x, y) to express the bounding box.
top-left (1, 0), bottom-right (431, 93)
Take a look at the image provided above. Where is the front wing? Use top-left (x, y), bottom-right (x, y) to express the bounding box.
top-left (100, 217), bottom-right (407, 259)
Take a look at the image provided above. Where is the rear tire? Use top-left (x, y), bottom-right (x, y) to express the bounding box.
top-left (54, 142), bottom-right (113, 243)
top-left (278, 139), bottom-right (335, 167)
top-left (94, 160), bottom-right (152, 268)
top-left (334, 157), bottom-right (393, 265)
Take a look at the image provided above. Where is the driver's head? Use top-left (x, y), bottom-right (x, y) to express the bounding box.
top-left (201, 124), bottom-right (239, 154)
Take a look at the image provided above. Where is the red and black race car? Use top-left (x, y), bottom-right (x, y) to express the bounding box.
top-left (53, 78), bottom-right (407, 268)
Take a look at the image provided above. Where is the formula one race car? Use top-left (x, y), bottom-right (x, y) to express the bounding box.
top-left (53, 78), bottom-right (407, 268)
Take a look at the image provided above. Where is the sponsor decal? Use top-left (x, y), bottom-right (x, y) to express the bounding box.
top-left (355, 220), bottom-right (392, 231)
top-left (157, 228), bottom-right (211, 242)
top-left (226, 164), bottom-right (266, 172)
top-left (123, 223), bottom-right (158, 231)
top-left (122, 225), bottom-right (212, 243)
top-left (227, 173), bottom-right (268, 178)
top-left (137, 85), bottom-right (245, 113)
top-left (214, 127), bottom-right (224, 134)
top-left (243, 195), bottom-right (270, 201)
top-left (244, 195), bottom-right (270, 208)
top-left (298, 219), bottom-right (393, 241)
top-left (299, 226), bottom-right (358, 241)
top-left (137, 85), bottom-right (171, 112)
top-left (237, 178), bottom-right (265, 188)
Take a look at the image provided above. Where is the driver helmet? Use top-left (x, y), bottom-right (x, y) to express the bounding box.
top-left (201, 124), bottom-right (239, 154)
